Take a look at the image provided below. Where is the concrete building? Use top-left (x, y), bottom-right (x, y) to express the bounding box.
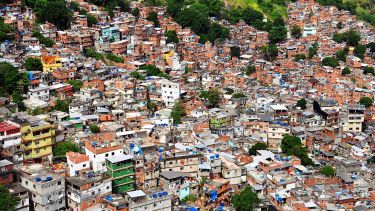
top-left (0, 120), bottom-right (22, 162)
top-left (66, 174), bottom-right (112, 211)
top-left (21, 170), bottom-right (65, 211)
top-left (160, 79), bottom-right (180, 108)
top-left (125, 189), bottom-right (172, 211)
top-left (106, 154), bottom-right (135, 193)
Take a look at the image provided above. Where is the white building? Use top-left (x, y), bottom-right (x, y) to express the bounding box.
top-left (0, 120), bottom-right (22, 162)
top-left (28, 84), bottom-right (50, 102)
top-left (341, 105), bottom-right (365, 133)
top-left (66, 152), bottom-right (90, 177)
top-left (160, 79), bottom-right (180, 108)
top-left (21, 172), bottom-right (65, 211)
top-left (125, 190), bottom-right (172, 211)
top-left (84, 141), bottom-right (124, 172)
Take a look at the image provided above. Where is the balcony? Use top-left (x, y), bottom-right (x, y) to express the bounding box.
top-left (106, 162), bottom-right (134, 171)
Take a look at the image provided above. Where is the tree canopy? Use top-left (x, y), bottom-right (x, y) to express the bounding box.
top-left (359, 96), bottom-right (373, 108)
top-left (171, 99), bottom-right (185, 124)
top-left (249, 142), bottom-right (268, 155)
top-left (38, 0), bottom-right (73, 30)
top-left (281, 135), bottom-right (314, 166)
top-left (296, 98), bottom-right (307, 109)
top-left (89, 125), bottom-right (100, 133)
top-left (165, 30), bottom-right (179, 44)
top-left (25, 57), bottom-right (43, 71)
top-left (322, 57), bottom-right (339, 68)
top-left (291, 25), bottom-right (302, 39)
top-left (261, 45), bottom-right (278, 61)
top-left (0, 17), bottom-right (15, 42)
top-left (53, 140), bottom-right (80, 156)
top-left (0, 62), bottom-right (22, 97)
top-left (231, 186), bottom-right (260, 211)
top-left (332, 29), bottom-right (361, 46)
top-left (199, 88), bottom-right (222, 108)
top-left (341, 67), bottom-right (351, 75)
top-left (0, 185), bottom-right (20, 210)
top-left (321, 165), bottom-right (336, 177)
top-left (354, 45), bottom-right (366, 59)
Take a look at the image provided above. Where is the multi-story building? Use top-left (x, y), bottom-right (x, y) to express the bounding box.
top-left (21, 171), bottom-right (65, 211)
top-left (12, 115), bottom-right (55, 163)
top-left (106, 154), bottom-right (135, 193)
top-left (267, 123), bottom-right (291, 150)
top-left (66, 174), bottom-right (112, 211)
top-left (160, 79), bottom-right (180, 108)
top-left (342, 105), bottom-right (365, 133)
top-left (160, 153), bottom-right (200, 178)
top-left (41, 56), bottom-right (62, 73)
top-left (0, 120), bottom-right (22, 162)
top-left (0, 159), bottom-right (14, 185)
top-left (125, 189), bottom-right (173, 211)
top-left (9, 183), bottom-right (30, 211)
top-left (66, 151), bottom-right (90, 177)
top-left (84, 136), bottom-right (124, 172)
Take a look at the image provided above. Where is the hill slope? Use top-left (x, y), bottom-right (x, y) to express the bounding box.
top-left (225, 0), bottom-right (375, 26)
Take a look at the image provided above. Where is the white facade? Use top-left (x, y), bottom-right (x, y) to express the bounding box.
top-left (85, 147), bottom-right (123, 172)
top-left (160, 79), bottom-right (180, 108)
top-left (28, 84), bottom-right (50, 102)
top-left (21, 174), bottom-right (65, 211)
top-left (67, 159), bottom-right (90, 177)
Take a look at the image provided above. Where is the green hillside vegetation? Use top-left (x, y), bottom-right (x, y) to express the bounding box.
top-left (224, 0), bottom-right (375, 26)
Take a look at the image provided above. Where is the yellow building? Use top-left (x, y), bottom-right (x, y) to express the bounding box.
top-left (41, 55), bottom-right (62, 73)
top-left (13, 115), bottom-right (55, 162)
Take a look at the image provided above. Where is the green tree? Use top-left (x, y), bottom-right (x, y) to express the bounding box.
top-left (106, 53), bottom-right (124, 63)
top-left (333, 30), bottom-right (360, 46)
top-left (38, 0), bottom-right (73, 30)
top-left (363, 66), bottom-right (375, 75)
top-left (165, 30), bottom-right (179, 44)
top-left (321, 165), bottom-right (335, 177)
top-left (83, 48), bottom-right (103, 60)
top-left (198, 0), bottom-right (223, 18)
top-left (32, 31), bottom-right (55, 47)
top-left (367, 156), bottom-right (375, 164)
top-left (241, 7), bottom-right (263, 26)
top-left (296, 98), bottom-right (307, 109)
top-left (67, 80), bottom-right (83, 92)
top-left (261, 45), bottom-right (278, 61)
top-left (130, 71), bottom-right (145, 80)
top-left (140, 65), bottom-right (169, 78)
top-left (147, 11), bottom-right (160, 27)
top-left (322, 57), bottom-right (339, 68)
top-left (341, 67), bottom-right (351, 75)
top-left (25, 57), bottom-right (43, 71)
top-left (230, 46), bottom-right (241, 58)
top-left (367, 42), bottom-right (375, 53)
top-left (0, 17), bottom-right (15, 42)
top-left (12, 91), bottom-right (26, 111)
top-left (354, 44), bottom-right (366, 59)
top-left (171, 99), bottom-right (185, 124)
top-left (207, 23), bottom-right (229, 43)
top-left (281, 135), bottom-right (313, 166)
top-left (175, 3), bottom-right (209, 34)
top-left (199, 89), bottom-right (222, 108)
top-left (52, 100), bottom-right (70, 112)
top-left (232, 92), bottom-right (246, 99)
top-left (335, 49), bottom-right (348, 61)
top-left (308, 42), bottom-right (319, 59)
top-left (89, 125), bottom-right (100, 133)
top-left (293, 54), bottom-right (306, 62)
top-left (359, 96), bottom-right (373, 108)
top-left (243, 64), bottom-right (256, 75)
top-left (231, 186), bottom-right (260, 211)
top-left (249, 142), bottom-right (267, 155)
top-left (0, 184), bottom-right (20, 210)
top-left (291, 25), bottom-right (302, 39)
top-left (0, 62), bottom-right (21, 97)
top-left (53, 140), bottom-right (80, 156)
top-left (131, 8), bottom-right (140, 17)
top-left (87, 14), bottom-right (98, 27)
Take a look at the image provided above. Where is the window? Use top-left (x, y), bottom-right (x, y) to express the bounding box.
top-left (112, 152), bottom-right (115, 155)
top-left (33, 184), bottom-right (36, 189)
top-left (58, 181), bottom-right (61, 186)
top-left (105, 153), bottom-right (108, 157)
top-left (83, 164), bottom-right (86, 167)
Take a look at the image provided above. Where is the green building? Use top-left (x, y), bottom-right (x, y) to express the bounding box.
top-left (106, 154), bottom-right (135, 193)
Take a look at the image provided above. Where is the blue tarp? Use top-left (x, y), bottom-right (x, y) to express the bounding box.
top-left (210, 190), bottom-right (217, 201)
top-left (189, 208), bottom-right (198, 211)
